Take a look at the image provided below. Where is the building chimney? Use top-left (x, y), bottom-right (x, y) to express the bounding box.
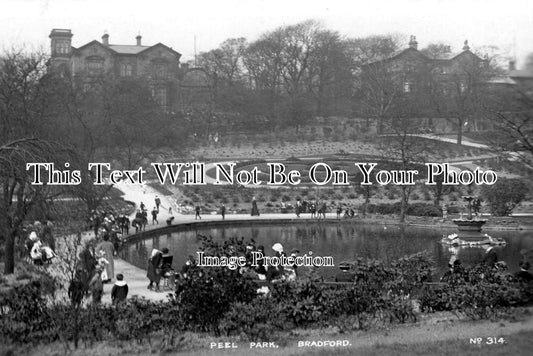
top-left (102, 32), bottom-right (109, 45)
top-left (136, 34), bottom-right (142, 46)
top-left (463, 40), bottom-right (470, 51)
top-left (509, 60), bottom-right (516, 71)
top-left (408, 35), bottom-right (418, 50)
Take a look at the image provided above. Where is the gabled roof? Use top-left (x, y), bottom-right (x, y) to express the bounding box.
top-left (137, 43), bottom-right (182, 58)
top-left (108, 44), bottom-right (151, 54)
top-left (73, 40), bottom-right (116, 55)
top-left (388, 47), bottom-right (430, 62)
top-left (73, 40), bottom-right (182, 58)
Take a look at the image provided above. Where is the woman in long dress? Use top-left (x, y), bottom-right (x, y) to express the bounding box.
top-left (96, 234), bottom-right (115, 282)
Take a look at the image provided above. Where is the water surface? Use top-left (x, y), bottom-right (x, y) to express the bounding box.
top-left (120, 223), bottom-right (532, 280)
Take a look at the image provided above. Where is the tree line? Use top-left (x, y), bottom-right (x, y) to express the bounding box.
top-left (196, 20), bottom-right (518, 142)
top-left (0, 49), bottom-right (187, 273)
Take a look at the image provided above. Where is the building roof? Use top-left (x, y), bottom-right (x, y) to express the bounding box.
top-left (108, 44), bottom-right (151, 54)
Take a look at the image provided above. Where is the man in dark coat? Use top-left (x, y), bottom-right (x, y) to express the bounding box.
top-left (147, 249), bottom-right (163, 291)
top-left (79, 240), bottom-right (97, 292)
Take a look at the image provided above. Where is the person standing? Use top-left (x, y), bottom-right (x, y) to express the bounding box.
top-left (80, 239), bottom-right (97, 292)
top-left (96, 235), bottom-right (115, 283)
top-left (151, 207), bottom-right (159, 224)
top-left (155, 196), bottom-right (161, 211)
top-left (195, 205), bottom-right (201, 220)
top-left (111, 274), bottom-right (129, 304)
top-left (251, 197), bottom-right (260, 216)
top-left (221, 204), bottom-right (226, 220)
top-left (147, 249), bottom-right (163, 291)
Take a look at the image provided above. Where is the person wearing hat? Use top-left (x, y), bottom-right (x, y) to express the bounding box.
top-left (482, 245), bottom-right (498, 267)
top-left (335, 262), bottom-right (355, 282)
top-left (515, 261), bottom-right (533, 282)
top-left (147, 248), bottom-right (163, 291)
top-left (267, 243), bottom-right (285, 281)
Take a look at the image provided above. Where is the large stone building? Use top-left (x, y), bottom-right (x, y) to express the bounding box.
top-left (48, 29), bottom-right (211, 111)
top-left (361, 36), bottom-right (490, 133)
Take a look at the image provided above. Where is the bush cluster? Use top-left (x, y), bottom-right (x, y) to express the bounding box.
top-left (1, 237), bottom-right (531, 347)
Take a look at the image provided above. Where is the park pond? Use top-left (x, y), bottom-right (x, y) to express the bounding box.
top-left (120, 222), bottom-right (533, 280)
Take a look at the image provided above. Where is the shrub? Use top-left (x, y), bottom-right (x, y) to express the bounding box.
top-left (481, 178), bottom-right (529, 216)
top-left (407, 203), bottom-right (441, 217)
top-left (177, 236), bottom-right (258, 333)
top-left (219, 298), bottom-right (283, 340)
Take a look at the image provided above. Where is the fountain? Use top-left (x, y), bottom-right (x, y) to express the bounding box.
top-left (441, 196), bottom-right (506, 246)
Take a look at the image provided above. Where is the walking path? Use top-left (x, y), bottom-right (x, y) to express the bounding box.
top-left (380, 133), bottom-right (490, 149)
top-left (105, 182), bottom-right (341, 303)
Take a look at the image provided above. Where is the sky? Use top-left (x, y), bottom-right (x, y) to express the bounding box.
top-left (1, 0), bottom-right (532, 68)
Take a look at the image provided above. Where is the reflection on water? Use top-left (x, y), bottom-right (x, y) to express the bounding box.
top-left (120, 223), bottom-right (533, 280)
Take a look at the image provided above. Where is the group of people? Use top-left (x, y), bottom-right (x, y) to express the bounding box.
top-left (295, 200), bottom-right (328, 219)
top-left (439, 246), bottom-right (533, 284)
top-left (338, 206), bottom-right (357, 219)
top-left (88, 208), bottom-right (128, 253)
top-left (69, 234), bottom-right (129, 305)
top-left (26, 221), bottom-right (56, 265)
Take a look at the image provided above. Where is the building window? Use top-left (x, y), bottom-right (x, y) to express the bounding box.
top-left (86, 59), bottom-right (104, 75)
top-left (152, 87), bottom-right (167, 108)
top-left (120, 63), bottom-right (133, 77)
top-left (54, 42), bottom-right (69, 55)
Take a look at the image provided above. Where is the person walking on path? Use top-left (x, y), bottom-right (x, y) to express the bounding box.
top-left (221, 204), bottom-right (226, 220)
top-left (96, 234), bottom-right (115, 282)
top-left (251, 197), bottom-right (260, 216)
top-left (155, 196), bottom-right (161, 211)
top-left (151, 207), bottom-right (159, 224)
top-left (195, 205), bottom-right (201, 220)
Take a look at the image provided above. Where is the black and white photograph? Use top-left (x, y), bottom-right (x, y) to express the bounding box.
top-left (1, 0), bottom-right (533, 355)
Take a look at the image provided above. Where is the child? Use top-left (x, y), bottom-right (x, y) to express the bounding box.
top-left (111, 273), bottom-right (128, 304)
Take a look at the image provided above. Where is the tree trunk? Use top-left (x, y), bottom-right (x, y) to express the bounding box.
top-left (456, 118), bottom-right (463, 145)
top-left (399, 186), bottom-right (408, 223)
top-left (3, 227), bottom-right (15, 274)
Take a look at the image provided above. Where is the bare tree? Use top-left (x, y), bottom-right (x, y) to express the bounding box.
top-left (351, 35), bottom-right (405, 132)
top-left (0, 50), bottom-right (69, 274)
